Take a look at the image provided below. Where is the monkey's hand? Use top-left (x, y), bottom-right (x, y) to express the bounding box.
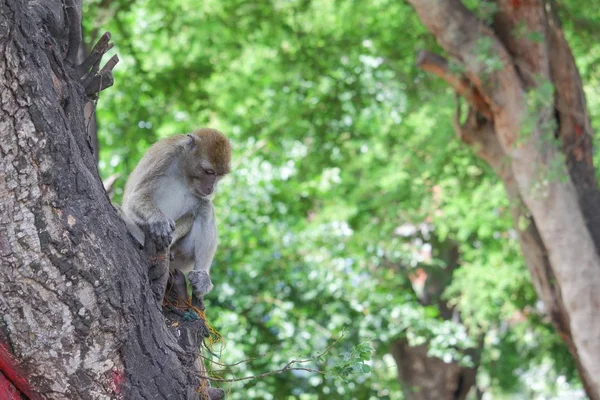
top-left (145, 217), bottom-right (175, 250)
top-left (188, 270), bottom-right (214, 297)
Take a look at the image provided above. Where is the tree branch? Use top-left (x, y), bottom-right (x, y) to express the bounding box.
top-left (83, 54), bottom-right (119, 96)
top-left (199, 353), bottom-right (265, 368)
top-left (76, 32), bottom-right (114, 79)
top-left (407, 0), bottom-right (525, 149)
top-left (200, 333), bottom-right (345, 383)
top-left (199, 365), bottom-right (325, 383)
top-left (416, 50), bottom-right (492, 120)
top-left (75, 32), bottom-right (119, 98)
top-left (64, 0), bottom-right (82, 64)
top-left (409, 2), bottom-right (600, 395)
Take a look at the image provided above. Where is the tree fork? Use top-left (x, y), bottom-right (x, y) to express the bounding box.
top-left (410, 0), bottom-right (600, 396)
top-left (453, 99), bottom-right (596, 398)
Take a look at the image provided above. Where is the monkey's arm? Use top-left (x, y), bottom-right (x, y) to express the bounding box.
top-left (121, 135), bottom-right (186, 225)
top-left (124, 191), bottom-right (175, 249)
top-left (187, 205), bottom-right (218, 297)
top-left (126, 191), bottom-right (164, 223)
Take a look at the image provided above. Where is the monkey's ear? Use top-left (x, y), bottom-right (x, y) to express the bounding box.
top-left (185, 134), bottom-right (197, 150)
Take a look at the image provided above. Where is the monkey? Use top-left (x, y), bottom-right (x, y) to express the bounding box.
top-left (121, 128), bottom-right (231, 305)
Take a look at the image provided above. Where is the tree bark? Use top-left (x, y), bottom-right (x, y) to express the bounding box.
top-left (408, 1), bottom-right (600, 397)
top-left (0, 0), bottom-right (219, 398)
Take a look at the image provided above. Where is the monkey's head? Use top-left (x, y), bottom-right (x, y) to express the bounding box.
top-left (182, 128), bottom-right (231, 198)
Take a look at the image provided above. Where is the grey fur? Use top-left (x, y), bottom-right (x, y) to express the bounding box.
top-left (121, 133), bottom-right (226, 299)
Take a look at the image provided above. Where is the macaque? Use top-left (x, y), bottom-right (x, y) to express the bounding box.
top-left (121, 128), bottom-right (231, 304)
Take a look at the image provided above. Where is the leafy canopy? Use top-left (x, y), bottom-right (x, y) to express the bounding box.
top-left (84, 0), bottom-right (600, 398)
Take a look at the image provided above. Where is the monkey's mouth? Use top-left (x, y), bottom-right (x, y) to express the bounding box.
top-left (195, 188), bottom-right (214, 198)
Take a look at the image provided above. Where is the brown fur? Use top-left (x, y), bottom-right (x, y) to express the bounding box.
top-left (192, 128), bottom-right (231, 175)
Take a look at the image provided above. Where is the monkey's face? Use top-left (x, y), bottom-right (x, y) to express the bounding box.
top-left (189, 167), bottom-right (221, 198)
top-left (183, 129), bottom-right (231, 198)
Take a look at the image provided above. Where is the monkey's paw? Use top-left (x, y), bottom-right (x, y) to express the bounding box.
top-left (146, 217), bottom-right (175, 250)
top-left (188, 270), bottom-right (214, 297)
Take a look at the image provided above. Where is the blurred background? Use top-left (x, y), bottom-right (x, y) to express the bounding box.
top-left (83, 1), bottom-right (600, 398)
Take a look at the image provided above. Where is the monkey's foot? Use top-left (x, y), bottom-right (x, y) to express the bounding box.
top-left (188, 270), bottom-right (213, 299)
top-left (191, 292), bottom-right (206, 312)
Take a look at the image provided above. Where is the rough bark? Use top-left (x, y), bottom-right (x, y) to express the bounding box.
top-left (408, 0), bottom-right (600, 397)
top-left (0, 0), bottom-right (220, 398)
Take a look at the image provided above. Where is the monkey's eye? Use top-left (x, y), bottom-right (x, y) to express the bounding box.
top-left (204, 169), bottom-right (216, 176)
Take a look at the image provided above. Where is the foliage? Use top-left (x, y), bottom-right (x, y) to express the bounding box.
top-left (83, 0), bottom-right (600, 398)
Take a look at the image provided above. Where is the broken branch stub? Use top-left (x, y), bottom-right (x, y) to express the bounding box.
top-left (76, 32), bottom-right (119, 98)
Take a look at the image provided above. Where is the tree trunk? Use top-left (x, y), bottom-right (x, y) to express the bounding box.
top-left (0, 0), bottom-right (220, 398)
top-left (390, 240), bottom-right (480, 400)
top-left (391, 342), bottom-right (476, 400)
top-left (408, 1), bottom-right (600, 398)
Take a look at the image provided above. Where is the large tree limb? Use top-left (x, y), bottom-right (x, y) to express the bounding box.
top-left (64, 0), bottom-right (82, 64)
top-left (416, 51), bottom-right (492, 120)
top-left (492, 0), bottom-right (551, 86)
top-left (407, 0), bottom-right (524, 147)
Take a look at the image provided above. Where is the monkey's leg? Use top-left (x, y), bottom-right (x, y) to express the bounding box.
top-left (187, 209), bottom-right (217, 307)
top-left (188, 270), bottom-right (214, 299)
top-left (164, 269), bottom-right (188, 310)
top-left (191, 291), bottom-right (206, 311)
